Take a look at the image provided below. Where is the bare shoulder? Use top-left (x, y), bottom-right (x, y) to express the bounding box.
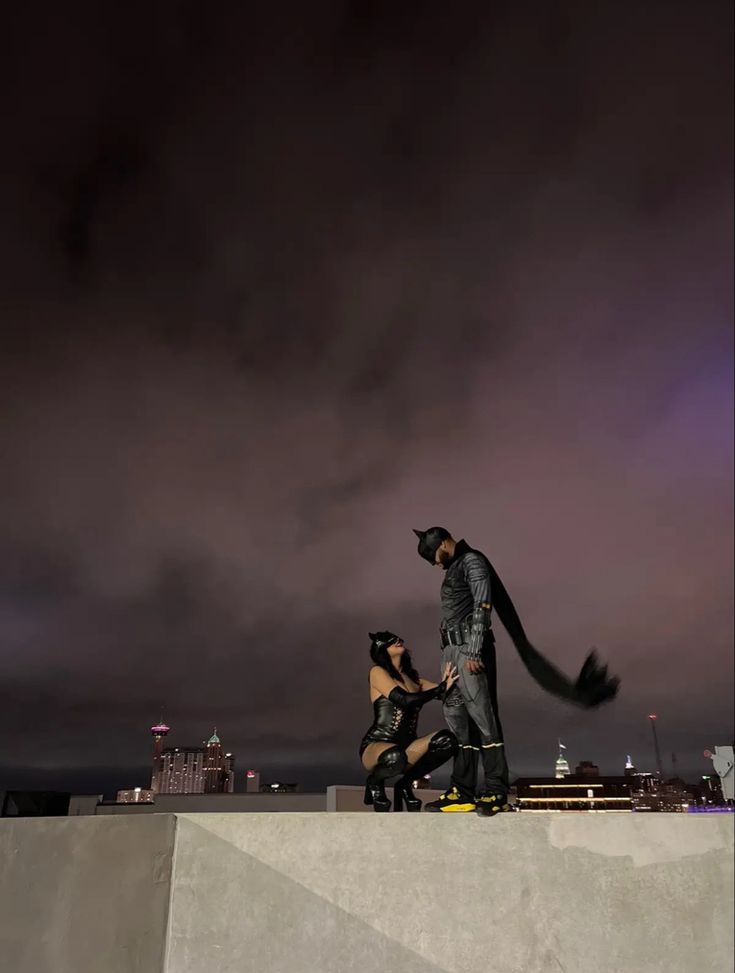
top-left (369, 665), bottom-right (393, 685)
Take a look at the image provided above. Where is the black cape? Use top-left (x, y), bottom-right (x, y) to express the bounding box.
top-left (485, 558), bottom-right (619, 708)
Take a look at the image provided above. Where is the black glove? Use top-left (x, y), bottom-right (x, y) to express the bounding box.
top-left (388, 681), bottom-right (447, 708)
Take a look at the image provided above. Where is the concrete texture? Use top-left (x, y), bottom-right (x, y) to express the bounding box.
top-left (326, 784), bottom-right (445, 811)
top-left (92, 792), bottom-right (326, 814)
top-left (168, 813), bottom-right (734, 973)
top-left (0, 814), bottom-right (175, 973)
top-left (0, 812), bottom-right (732, 973)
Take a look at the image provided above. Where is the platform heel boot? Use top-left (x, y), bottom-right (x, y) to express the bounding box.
top-left (362, 745), bottom-right (408, 813)
top-left (394, 730), bottom-right (458, 813)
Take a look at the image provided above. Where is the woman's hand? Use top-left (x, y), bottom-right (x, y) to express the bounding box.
top-left (442, 661), bottom-right (459, 691)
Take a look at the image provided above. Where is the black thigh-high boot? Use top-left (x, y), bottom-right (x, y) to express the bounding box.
top-left (394, 730), bottom-right (458, 812)
top-left (364, 746), bottom-right (408, 812)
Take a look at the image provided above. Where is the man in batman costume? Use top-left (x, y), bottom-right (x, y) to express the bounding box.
top-left (413, 527), bottom-right (619, 815)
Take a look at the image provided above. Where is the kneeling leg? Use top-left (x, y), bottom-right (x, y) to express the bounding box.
top-left (395, 730), bottom-right (459, 811)
top-left (364, 745), bottom-right (408, 812)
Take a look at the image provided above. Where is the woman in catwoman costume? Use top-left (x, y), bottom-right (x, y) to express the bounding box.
top-left (360, 631), bottom-right (459, 812)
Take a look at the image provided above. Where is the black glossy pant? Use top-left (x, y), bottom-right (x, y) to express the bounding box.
top-left (442, 634), bottom-right (510, 800)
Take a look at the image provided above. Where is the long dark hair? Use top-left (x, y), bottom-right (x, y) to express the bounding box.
top-left (368, 631), bottom-right (421, 686)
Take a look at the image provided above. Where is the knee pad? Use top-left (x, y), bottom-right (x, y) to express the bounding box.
top-left (430, 729), bottom-right (458, 756)
top-left (376, 745), bottom-right (408, 778)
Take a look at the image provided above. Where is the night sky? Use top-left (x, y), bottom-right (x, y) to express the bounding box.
top-left (1, 1), bottom-right (732, 798)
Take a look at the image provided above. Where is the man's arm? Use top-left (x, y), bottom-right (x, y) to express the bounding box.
top-left (463, 552), bottom-right (492, 663)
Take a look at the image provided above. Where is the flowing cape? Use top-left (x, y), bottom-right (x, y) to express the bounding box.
top-left (487, 559), bottom-right (619, 707)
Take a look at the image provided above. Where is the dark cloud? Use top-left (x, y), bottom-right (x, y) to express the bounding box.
top-left (1, 0), bottom-right (732, 796)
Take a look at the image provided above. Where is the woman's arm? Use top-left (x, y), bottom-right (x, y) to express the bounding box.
top-left (369, 667), bottom-right (446, 706)
top-left (387, 682), bottom-right (447, 708)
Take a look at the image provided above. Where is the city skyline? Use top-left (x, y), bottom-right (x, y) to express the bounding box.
top-left (42, 714), bottom-right (730, 800)
top-left (1, 2), bottom-right (732, 798)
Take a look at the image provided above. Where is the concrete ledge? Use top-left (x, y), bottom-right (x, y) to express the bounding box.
top-left (1, 813), bottom-right (732, 973)
top-left (0, 814), bottom-right (175, 973)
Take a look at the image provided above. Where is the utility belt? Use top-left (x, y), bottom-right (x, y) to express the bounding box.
top-left (440, 617), bottom-right (494, 648)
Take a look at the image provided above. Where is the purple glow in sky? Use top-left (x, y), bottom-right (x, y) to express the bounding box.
top-left (1, 1), bottom-right (732, 795)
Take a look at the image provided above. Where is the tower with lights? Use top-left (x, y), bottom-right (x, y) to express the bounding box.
top-left (555, 740), bottom-right (570, 779)
top-left (150, 719), bottom-right (171, 793)
top-left (648, 714), bottom-right (664, 777)
top-left (204, 729), bottom-right (233, 793)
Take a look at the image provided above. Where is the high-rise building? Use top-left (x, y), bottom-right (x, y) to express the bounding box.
top-left (224, 753), bottom-right (235, 794)
top-left (203, 730), bottom-right (235, 794)
top-left (204, 730), bottom-right (223, 794)
top-left (245, 770), bottom-right (261, 793)
top-left (149, 723), bottom-right (236, 795)
top-left (150, 720), bottom-right (171, 794)
top-left (624, 755), bottom-right (637, 776)
top-left (158, 747), bottom-right (206, 794)
top-left (555, 741), bottom-right (570, 779)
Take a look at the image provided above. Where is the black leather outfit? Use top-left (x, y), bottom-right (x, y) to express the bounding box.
top-left (359, 683), bottom-right (446, 757)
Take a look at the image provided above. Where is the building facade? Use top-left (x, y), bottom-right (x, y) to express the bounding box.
top-left (116, 788), bottom-right (154, 804)
top-left (516, 776), bottom-right (634, 812)
top-left (150, 724), bottom-right (235, 795)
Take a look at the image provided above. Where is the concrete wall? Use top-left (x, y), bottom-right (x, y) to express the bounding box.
top-left (93, 792), bottom-right (326, 814)
top-left (0, 814), bottom-right (174, 973)
top-left (1, 813), bottom-right (732, 973)
top-left (326, 783), bottom-right (444, 810)
top-left (167, 813), bottom-right (734, 973)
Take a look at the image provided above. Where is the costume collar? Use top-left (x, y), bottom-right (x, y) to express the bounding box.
top-left (445, 538), bottom-right (471, 568)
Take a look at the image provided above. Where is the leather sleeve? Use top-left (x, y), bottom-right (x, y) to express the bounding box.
top-left (462, 553), bottom-right (492, 661)
top-left (388, 681), bottom-right (447, 708)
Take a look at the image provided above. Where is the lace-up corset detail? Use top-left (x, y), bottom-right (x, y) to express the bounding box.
top-left (359, 692), bottom-right (428, 755)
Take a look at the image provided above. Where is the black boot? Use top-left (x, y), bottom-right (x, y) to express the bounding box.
top-left (363, 746), bottom-right (408, 813)
top-left (393, 778), bottom-right (422, 812)
top-left (364, 777), bottom-right (391, 812)
top-left (397, 730), bottom-right (458, 813)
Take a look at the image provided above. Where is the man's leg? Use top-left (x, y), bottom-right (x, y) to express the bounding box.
top-left (443, 690), bottom-right (479, 801)
top-left (456, 639), bottom-right (510, 800)
top-left (424, 644), bottom-right (477, 812)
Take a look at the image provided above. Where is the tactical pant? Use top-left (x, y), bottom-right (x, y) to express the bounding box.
top-left (442, 635), bottom-right (510, 799)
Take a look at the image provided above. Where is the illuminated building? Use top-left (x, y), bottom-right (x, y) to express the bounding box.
top-left (700, 774), bottom-right (725, 805)
top-left (555, 740), bottom-right (570, 779)
top-left (246, 770), bottom-right (261, 793)
top-left (116, 787), bottom-right (154, 804)
top-left (631, 778), bottom-right (689, 812)
top-left (149, 723), bottom-right (235, 795)
top-left (203, 730), bottom-right (234, 794)
top-left (157, 748), bottom-right (206, 794)
top-left (150, 720), bottom-right (171, 794)
top-left (624, 755), bottom-right (637, 776)
top-left (261, 782), bottom-right (298, 793)
top-left (516, 776), bottom-right (634, 812)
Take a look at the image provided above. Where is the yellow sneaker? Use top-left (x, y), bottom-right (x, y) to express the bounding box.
top-left (475, 793), bottom-right (515, 817)
top-left (424, 787), bottom-right (477, 813)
